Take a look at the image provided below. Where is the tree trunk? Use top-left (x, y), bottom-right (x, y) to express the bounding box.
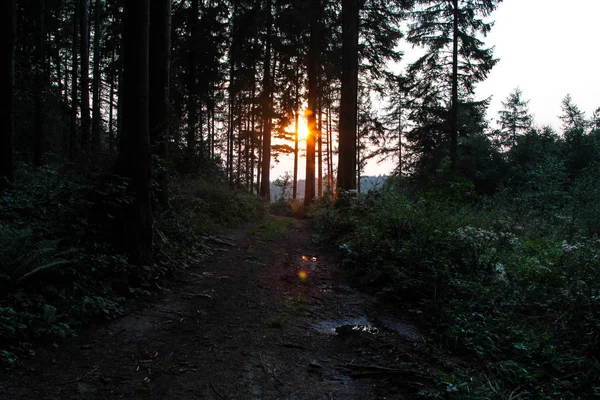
top-left (186, 0), bottom-right (199, 162)
top-left (327, 91), bottom-right (333, 190)
top-left (150, 0), bottom-right (171, 207)
top-left (293, 110), bottom-right (299, 200)
top-left (259, 0), bottom-right (273, 199)
top-left (337, 0), bottom-right (359, 191)
top-left (317, 93), bottom-right (323, 198)
top-left (304, 0), bottom-right (320, 205)
top-left (1, 0), bottom-right (16, 190)
top-left (91, 0), bottom-right (103, 152)
top-left (80, 0), bottom-right (91, 152)
top-left (69, 11), bottom-right (79, 160)
top-left (117, 0), bottom-right (153, 266)
top-left (108, 48), bottom-right (115, 152)
top-left (33, 0), bottom-right (45, 168)
top-left (450, 0), bottom-right (459, 167)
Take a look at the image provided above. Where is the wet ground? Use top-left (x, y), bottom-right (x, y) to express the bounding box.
top-left (0, 218), bottom-right (442, 399)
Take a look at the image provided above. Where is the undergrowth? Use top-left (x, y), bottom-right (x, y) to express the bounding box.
top-left (314, 176), bottom-right (600, 399)
top-left (0, 163), bottom-right (265, 367)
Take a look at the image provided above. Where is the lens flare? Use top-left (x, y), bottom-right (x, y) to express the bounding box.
top-left (297, 270), bottom-right (308, 280)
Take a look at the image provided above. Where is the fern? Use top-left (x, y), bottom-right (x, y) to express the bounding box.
top-left (0, 226), bottom-right (73, 283)
top-left (18, 259), bottom-right (73, 283)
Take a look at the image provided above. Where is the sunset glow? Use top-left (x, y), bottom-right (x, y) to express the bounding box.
top-left (284, 111), bottom-right (310, 141)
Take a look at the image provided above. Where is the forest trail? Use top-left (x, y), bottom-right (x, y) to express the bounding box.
top-left (1, 217), bottom-right (436, 399)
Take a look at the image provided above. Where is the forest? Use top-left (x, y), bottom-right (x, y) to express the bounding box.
top-left (1, 0), bottom-right (600, 398)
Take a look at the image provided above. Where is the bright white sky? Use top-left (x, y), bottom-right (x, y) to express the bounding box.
top-left (273, 0), bottom-right (600, 180)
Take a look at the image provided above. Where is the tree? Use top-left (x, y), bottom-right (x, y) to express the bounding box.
top-left (259, 0), bottom-right (273, 199)
top-left (149, 0), bottom-right (172, 208)
top-left (337, 0), bottom-right (360, 191)
top-left (407, 0), bottom-right (500, 167)
top-left (33, 0), bottom-right (46, 167)
top-left (91, 0), bottom-right (103, 151)
top-left (560, 94), bottom-right (587, 134)
top-left (117, 0), bottom-right (153, 265)
top-left (80, 0), bottom-right (91, 152)
top-left (497, 87), bottom-right (532, 148)
top-left (304, 0), bottom-right (322, 205)
top-left (1, 0), bottom-right (16, 190)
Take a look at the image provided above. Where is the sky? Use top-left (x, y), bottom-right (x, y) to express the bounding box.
top-left (273, 0), bottom-right (600, 180)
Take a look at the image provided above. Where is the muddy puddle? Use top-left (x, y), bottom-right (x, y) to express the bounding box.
top-left (312, 315), bottom-right (421, 340)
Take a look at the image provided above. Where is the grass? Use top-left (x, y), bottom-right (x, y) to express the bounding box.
top-left (250, 217), bottom-right (296, 244)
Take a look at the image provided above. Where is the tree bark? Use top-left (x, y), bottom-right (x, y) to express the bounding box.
top-left (150, 0), bottom-right (172, 207)
top-left (1, 0), bottom-right (16, 190)
top-left (259, 0), bottom-right (273, 199)
top-left (186, 0), bottom-right (199, 161)
top-left (91, 0), bottom-right (103, 152)
top-left (117, 0), bottom-right (153, 265)
top-left (69, 11), bottom-right (79, 160)
top-left (80, 0), bottom-right (91, 152)
top-left (33, 0), bottom-right (45, 168)
top-left (337, 0), bottom-right (359, 191)
top-left (304, 0), bottom-right (321, 205)
top-left (317, 93), bottom-right (323, 198)
top-left (450, 0), bottom-right (459, 167)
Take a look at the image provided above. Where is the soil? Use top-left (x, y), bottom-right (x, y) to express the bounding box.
top-left (1, 217), bottom-right (444, 399)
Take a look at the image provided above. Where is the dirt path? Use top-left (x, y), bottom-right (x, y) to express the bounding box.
top-left (1, 218), bottom-right (436, 399)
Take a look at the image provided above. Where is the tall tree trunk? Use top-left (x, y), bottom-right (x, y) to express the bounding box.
top-left (33, 0), bottom-right (45, 168)
top-left (398, 91), bottom-right (403, 175)
top-left (293, 110), bottom-right (299, 200)
top-left (80, 0), bottom-right (91, 152)
top-left (337, 0), bottom-right (359, 191)
top-left (259, 0), bottom-right (273, 199)
top-left (118, 0), bottom-right (153, 265)
top-left (1, 0), bottom-right (16, 190)
top-left (317, 93), bottom-right (323, 198)
top-left (150, 0), bottom-right (171, 207)
top-left (327, 91), bottom-right (333, 190)
top-left (450, 0), bottom-right (459, 167)
top-left (186, 0), bottom-right (199, 161)
top-left (292, 67), bottom-right (299, 200)
top-left (304, 0), bottom-right (320, 205)
top-left (91, 0), bottom-right (103, 152)
top-left (69, 11), bottom-right (79, 160)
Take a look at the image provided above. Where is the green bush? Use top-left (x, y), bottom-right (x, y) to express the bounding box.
top-left (0, 164), bottom-right (266, 367)
top-left (314, 178), bottom-right (600, 398)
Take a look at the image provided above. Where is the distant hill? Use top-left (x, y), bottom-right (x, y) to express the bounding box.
top-left (270, 175), bottom-right (388, 200)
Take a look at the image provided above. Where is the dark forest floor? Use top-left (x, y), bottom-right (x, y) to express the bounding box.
top-left (1, 217), bottom-right (446, 399)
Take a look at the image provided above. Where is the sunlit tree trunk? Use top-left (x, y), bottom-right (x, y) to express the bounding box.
top-left (337, 0), bottom-right (359, 191)
top-left (1, 0), bottom-right (16, 190)
top-left (317, 94), bottom-right (323, 198)
top-left (293, 67), bottom-right (299, 200)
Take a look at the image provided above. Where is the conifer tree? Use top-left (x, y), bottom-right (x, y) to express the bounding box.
top-left (1, 0), bottom-right (16, 189)
top-left (498, 88), bottom-right (532, 148)
top-left (407, 0), bottom-right (500, 167)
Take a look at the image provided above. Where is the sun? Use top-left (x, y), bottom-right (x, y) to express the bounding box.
top-left (284, 111), bottom-right (310, 141)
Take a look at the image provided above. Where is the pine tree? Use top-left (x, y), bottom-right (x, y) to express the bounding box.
top-left (498, 88), bottom-right (532, 148)
top-left (117, 0), bottom-right (153, 265)
top-left (1, 0), bottom-right (16, 190)
top-left (407, 0), bottom-right (500, 167)
top-left (337, 0), bottom-right (360, 192)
